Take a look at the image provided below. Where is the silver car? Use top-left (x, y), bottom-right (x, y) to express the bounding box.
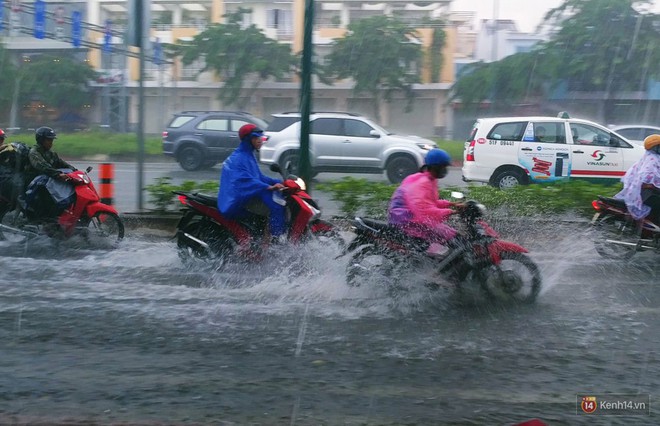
top-left (608, 125), bottom-right (660, 146)
top-left (259, 112), bottom-right (436, 183)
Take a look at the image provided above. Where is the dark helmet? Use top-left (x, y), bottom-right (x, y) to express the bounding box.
top-left (425, 148), bottom-right (451, 167)
top-left (238, 123), bottom-right (264, 141)
top-left (35, 126), bottom-right (57, 145)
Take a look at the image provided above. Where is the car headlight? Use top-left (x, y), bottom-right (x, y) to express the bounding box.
top-left (416, 143), bottom-right (434, 151)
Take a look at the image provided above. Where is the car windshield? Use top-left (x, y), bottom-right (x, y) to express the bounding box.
top-left (359, 118), bottom-right (391, 135)
top-left (251, 116), bottom-right (269, 130)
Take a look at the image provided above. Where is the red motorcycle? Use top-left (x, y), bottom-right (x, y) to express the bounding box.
top-left (0, 167), bottom-right (124, 245)
top-left (342, 194), bottom-right (542, 304)
top-left (591, 195), bottom-right (660, 259)
top-left (175, 165), bottom-right (341, 265)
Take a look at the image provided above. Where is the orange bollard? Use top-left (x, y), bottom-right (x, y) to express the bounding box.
top-left (98, 163), bottom-right (114, 206)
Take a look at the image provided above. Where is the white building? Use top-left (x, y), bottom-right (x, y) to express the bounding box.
top-left (473, 19), bottom-right (543, 62)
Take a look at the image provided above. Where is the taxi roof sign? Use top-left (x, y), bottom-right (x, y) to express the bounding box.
top-left (557, 111), bottom-right (570, 118)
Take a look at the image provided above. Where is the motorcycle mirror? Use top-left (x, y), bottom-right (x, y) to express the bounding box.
top-left (86, 166), bottom-right (93, 173)
top-left (450, 191), bottom-right (465, 200)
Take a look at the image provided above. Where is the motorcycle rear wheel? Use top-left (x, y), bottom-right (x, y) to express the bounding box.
top-left (177, 220), bottom-right (236, 267)
top-left (477, 252), bottom-right (541, 304)
top-left (85, 212), bottom-right (124, 247)
top-left (593, 214), bottom-right (639, 260)
top-left (0, 207), bottom-right (30, 244)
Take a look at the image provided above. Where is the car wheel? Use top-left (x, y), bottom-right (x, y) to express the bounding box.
top-left (279, 151), bottom-right (300, 176)
top-left (386, 156), bottom-right (417, 184)
top-left (492, 169), bottom-right (524, 190)
top-left (178, 146), bottom-right (204, 171)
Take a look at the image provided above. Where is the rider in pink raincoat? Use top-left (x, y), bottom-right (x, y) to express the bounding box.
top-left (388, 148), bottom-right (462, 245)
top-left (615, 134), bottom-right (660, 223)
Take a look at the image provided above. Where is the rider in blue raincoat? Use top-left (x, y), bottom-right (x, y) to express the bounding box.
top-left (217, 124), bottom-right (286, 238)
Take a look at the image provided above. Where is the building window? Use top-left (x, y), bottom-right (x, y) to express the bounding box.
top-left (267, 9), bottom-right (292, 30)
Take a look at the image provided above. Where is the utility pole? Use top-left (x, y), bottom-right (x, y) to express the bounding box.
top-left (299, 0), bottom-right (314, 191)
top-left (128, 0), bottom-right (149, 211)
top-left (491, 0), bottom-right (499, 62)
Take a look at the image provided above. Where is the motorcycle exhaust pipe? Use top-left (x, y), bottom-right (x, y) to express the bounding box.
top-left (181, 231), bottom-right (210, 249)
top-left (605, 239), bottom-right (657, 250)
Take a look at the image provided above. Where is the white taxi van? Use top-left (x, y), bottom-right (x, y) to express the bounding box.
top-left (462, 114), bottom-right (645, 189)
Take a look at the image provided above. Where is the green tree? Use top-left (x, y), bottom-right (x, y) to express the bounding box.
top-left (543, 0), bottom-right (660, 92)
top-left (452, 0), bottom-right (660, 108)
top-left (0, 46), bottom-right (18, 118)
top-left (167, 9), bottom-right (297, 109)
top-left (19, 54), bottom-right (97, 115)
top-left (451, 52), bottom-right (545, 108)
top-left (430, 26), bottom-right (446, 83)
top-left (322, 15), bottom-right (423, 122)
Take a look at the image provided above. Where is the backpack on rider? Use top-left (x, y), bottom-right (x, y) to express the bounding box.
top-left (0, 142), bottom-right (30, 209)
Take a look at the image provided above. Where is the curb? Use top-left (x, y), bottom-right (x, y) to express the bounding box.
top-left (120, 212), bottom-right (180, 237)
top-left (119, 212), bottom-right (592, 234)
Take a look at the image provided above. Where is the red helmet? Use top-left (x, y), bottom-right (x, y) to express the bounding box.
top-left (238, 123), bottom-right (264, 141)
top-left (0, 129), bottom-right (5, 140)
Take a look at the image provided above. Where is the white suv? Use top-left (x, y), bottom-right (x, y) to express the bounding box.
top-left (462, 115), bottom-right (645, 189)
top-left (259, 112), bottom-right (436, 183)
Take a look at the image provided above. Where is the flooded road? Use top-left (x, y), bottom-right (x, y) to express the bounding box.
top-left (0, 225), bottom-right (658, 425)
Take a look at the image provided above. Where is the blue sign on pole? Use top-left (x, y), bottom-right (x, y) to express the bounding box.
top-left (0, 0), bottom-right (4, 32)
top-left (103, 19), bottom-right (112, 53)
top-left (153, 37), bottom-right (162, 65)
top-left (34, 0), bottom-right (45, 39)
top-left (71, 10), bottom-right (81, 47)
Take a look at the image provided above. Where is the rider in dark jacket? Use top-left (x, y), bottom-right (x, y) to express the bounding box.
top-left (24, 127), bottom-right (77, 219)
top-left (25, 126), bottom-right (76, 183)
top-left (217, 124), bottom-right (286, 239)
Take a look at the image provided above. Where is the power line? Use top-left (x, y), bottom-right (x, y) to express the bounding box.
top-left (2, 2), bottom-right (172, 64)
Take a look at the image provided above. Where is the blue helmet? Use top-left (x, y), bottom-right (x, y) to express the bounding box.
top-left (425, 148), bottom-right (451, 167)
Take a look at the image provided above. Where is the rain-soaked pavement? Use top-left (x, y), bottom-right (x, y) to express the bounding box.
top-left (0, 219), bottom-right (658, 425)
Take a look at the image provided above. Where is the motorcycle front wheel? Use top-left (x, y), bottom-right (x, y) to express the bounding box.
top-left (593, 213), bottom-right (639, 260)
top-left (309, 219), bottom-right (346, 249)
top-left (85, 212), bottom-right (124, 247)
top-left (477, 252), bottom-right (542, 304)
top-left (177, 219), bottom-right (236, 267)
top-left (345, 244), bottom-right (409, 294)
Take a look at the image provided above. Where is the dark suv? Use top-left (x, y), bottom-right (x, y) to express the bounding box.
top-left (162, 111), bottom-right (268, 171)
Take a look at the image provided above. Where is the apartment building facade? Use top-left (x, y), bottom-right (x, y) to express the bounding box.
top-left (2, 0), bottom-right (459, 137)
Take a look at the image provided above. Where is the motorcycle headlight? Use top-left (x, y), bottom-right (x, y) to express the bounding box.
top-left (294, 177), bottom-right (306, 191)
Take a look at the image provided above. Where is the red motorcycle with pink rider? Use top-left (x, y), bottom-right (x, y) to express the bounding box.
top-left (341, 148), bottom-right (542, 304)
